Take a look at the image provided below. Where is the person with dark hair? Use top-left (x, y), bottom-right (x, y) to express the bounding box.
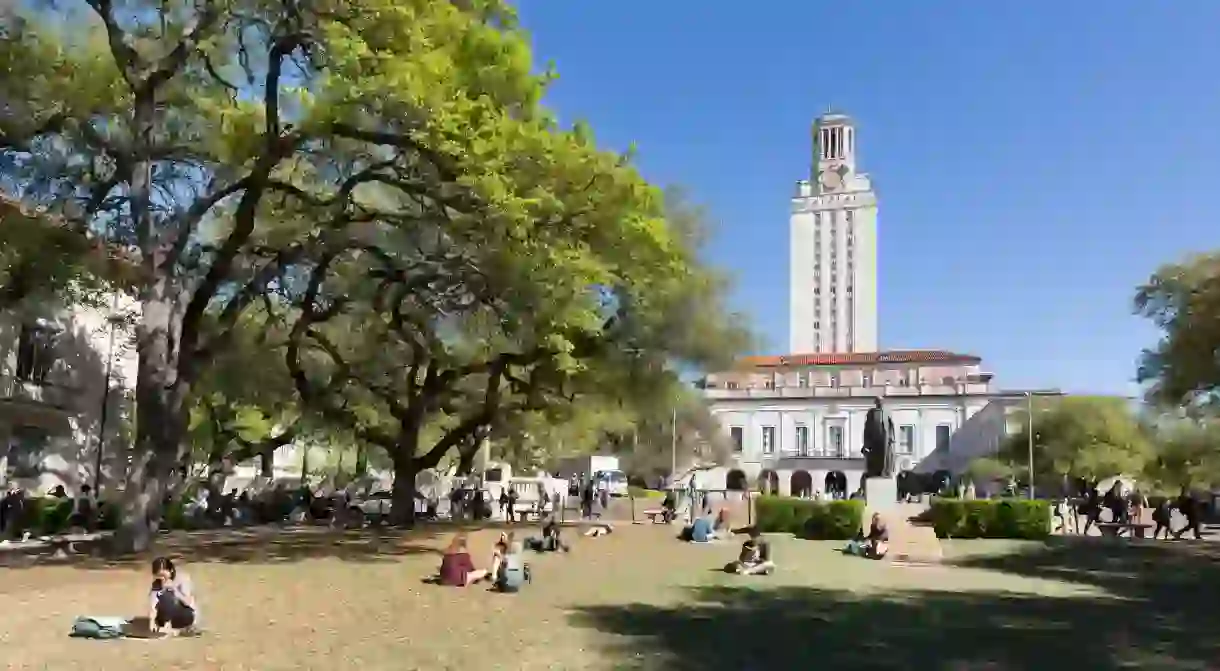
top-left (727, 528), bottom-right (775, 575)
top-left (148, 557), bottom-right (198, 635)
top-left (71, 484), bottom-right (96, 532)
top-left (1080, 486), bottom-right (1102, 535)
top-left (1173, 488), bottom-right (1203, 540)
top-left (1152, 498), bottom-right (1172, 539)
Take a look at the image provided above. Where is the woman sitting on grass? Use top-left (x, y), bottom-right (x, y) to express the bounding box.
top-left (148, 556), bottom-right (199, 636)
top-left (844, 513), bottom-right (889, 560)
top-left (438, 533), bottom-right (488, 587)
top-left (726, 528), bottom-right (775, 575)
top-left (494, 540), bottom-right (529, 592)
top-left (525, 517), bottom-right (572, 552)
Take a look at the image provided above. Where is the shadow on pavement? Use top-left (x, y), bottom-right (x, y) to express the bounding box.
top-left (571, 538), bottom-right (1220, 670)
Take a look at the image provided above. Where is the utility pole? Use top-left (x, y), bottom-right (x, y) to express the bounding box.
top-left (1026, 390), bottom-right (1035, 500)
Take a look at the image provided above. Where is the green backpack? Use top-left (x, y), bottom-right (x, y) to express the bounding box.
top-left (69, 616), bottom-right (126, 639)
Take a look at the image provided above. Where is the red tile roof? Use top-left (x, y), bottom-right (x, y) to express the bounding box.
top-left (736, 350), bottom-right (981, 369)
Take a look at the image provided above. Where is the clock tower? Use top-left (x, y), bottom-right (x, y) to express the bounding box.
top-left (789, 112), bottom-right (878, 354)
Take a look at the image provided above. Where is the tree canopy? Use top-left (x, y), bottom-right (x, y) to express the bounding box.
top-left (1134, 251), bottom-right (1220, 412)
top-left (996, 396), bottom-right (1151, 485)
top-left (0, 0), bottom-right (748, 540)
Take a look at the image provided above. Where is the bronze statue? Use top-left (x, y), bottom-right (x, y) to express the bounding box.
top-left (862, 397), bottom-right (895, 478)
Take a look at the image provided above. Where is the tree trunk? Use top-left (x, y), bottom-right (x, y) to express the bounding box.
top-left (259, 447), bottom-right (273, 478)
top-left (388, 453), bottom-right (418, 528)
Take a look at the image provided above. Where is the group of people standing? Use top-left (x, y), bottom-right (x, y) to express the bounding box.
top-left (1064, 483), bottom-right (1205, 540)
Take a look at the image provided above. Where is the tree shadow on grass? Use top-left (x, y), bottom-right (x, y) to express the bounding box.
top-left (0, 526), bottom-right (447, 569)
top-left (571, 581), bottom-right (1218, 670)
top-left (952, 537), bottom-right (1220, 642)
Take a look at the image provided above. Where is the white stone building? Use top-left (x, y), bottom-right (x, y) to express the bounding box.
top-left (0, 291), bottom-right (139, 495)
top-left (790, 112), bottom-right (878, 354)
top-left (697, 350), bottom-right (1021, 496)
top-left (697, 111), bottom-right (1044, 495)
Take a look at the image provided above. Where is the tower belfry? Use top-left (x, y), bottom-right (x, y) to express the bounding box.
top-left (789, 112), bottom-right (878, 354)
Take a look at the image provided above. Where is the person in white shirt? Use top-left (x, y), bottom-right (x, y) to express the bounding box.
top-left (148, 557), bottom-right (199, 635)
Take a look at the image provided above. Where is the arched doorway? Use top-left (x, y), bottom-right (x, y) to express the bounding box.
top-left (758, 469), bottom-right (780, 495)
top-left (824, 471), bottom-right (847, 499)
top-left (726, 469), bottom-right (747, 492)
top-left (790, 470), bottom-right (812, 498)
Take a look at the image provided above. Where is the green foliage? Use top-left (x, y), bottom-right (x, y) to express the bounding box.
top-left (754, 496), bottom-right (864, 540)
top-left (1134, 252), bottom-right (1220, 410)
top-left (628, 487), bottom-right (665, 500)
top-left (1000, 396), bottom-right (1151, 483)
top-left (1143, 417), bottom-right (1220, 492)
top-left (964, 457), bottom-right (1014, 484)
top-left (928, 498), bottom-right (1051, 539)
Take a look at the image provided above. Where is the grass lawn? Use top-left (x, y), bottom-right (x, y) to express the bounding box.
top-left (0, 524), bottom-right (1216, 670)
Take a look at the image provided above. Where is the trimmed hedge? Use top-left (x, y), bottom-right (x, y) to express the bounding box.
top-left (755, 496), bottom-right (865, 540)
top-left (928, 498), bottom-right (1051, 539)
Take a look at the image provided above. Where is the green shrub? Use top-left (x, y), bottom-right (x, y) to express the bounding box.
top-left (628, 487), bottom-right (665, 500)
top-left (755, 496), bottom-right (864, 540)
top-left (31, 498), bottom-right (74, 535)
top-left (929, 498), bottom-right (1050, 539)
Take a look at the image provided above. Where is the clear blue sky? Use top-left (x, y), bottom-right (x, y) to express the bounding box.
top-left (516, 1), bottom-right (1219, 397)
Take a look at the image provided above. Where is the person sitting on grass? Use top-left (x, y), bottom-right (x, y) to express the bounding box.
top-left (148, 556), bottom-right (199, 636)
top-left (524, 517), bottom-right (570, 553)
top-left (494, 540), bottom-right (529, 593)
top-left (438, 533), bottom-right (488, 587)
top-left (843, 513), bottom-right (889, 560)
top-left (726, 528), bottom-right (775, 575)
top-left (489, 531), bottom-right (511, 578)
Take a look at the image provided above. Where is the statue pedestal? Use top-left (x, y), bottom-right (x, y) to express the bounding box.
top-left (863, 476), bottom-right (898, 511)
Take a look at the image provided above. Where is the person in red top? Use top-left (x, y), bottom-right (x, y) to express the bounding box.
top-left (438, 533), bottom-right (489, 586)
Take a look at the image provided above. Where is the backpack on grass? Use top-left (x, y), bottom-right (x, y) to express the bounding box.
top-left (69, 616), bottom-right (127, 639)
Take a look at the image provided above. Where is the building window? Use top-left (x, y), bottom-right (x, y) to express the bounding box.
top-left (726, 381), bottom-right (739, 390)
top-left (936, 424), bottom-right (952, 452)
top-left (5, 426), bottom-right (48, 479)
top-left (826, 423), bottom-right (845, 457)
top-left (798, 373), bottom-right (808, 388)
top-left (761, 426), bottom-right (775, 455)
top-left (862, 373), bottom-right (871, 387)
top-left (730, 426), bottom-right (744, 452)
top-left (898, 425), bottom-right (915, 454)
top-left (829, 373), bottom-right (839, 387)
top-left (846, 210), bottom-right (854, 222)
top-left (16, 322), bottom-right (58, 384)
top-left (795, 425), bottom-right (809, 456)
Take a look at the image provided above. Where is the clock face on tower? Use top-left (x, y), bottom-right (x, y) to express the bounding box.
top-left (819, 166), bottom-right (843, 190)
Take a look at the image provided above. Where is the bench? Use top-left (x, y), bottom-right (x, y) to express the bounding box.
top-left (1095, 522), bottom-right (1153, 539)
top-left (641, 508), bottom-right (671, 524)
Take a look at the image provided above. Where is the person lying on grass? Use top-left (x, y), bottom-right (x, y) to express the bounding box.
top-left (438, 533), bottom-right (489, 586)
top-left (684, 508), bottom-right (729, 543)
top-left (726, 528), bottom-right (775, 575)
top-left (148, 556), bottom-right (199, 636)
